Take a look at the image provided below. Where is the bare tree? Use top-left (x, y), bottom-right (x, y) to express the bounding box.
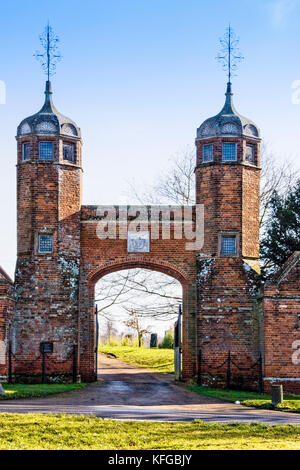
top-left (124, 309), bottom-right (152, 347)
top-left (128, 146), bottom-right (196, 205)
top-left (96, 269), bottom-right (181, 322)
top-left (260, 143), bottom-right (299, 228)
top-left (103, 318), bottom-right (118, 345)
top-left (95, 270), bottom-right (134, 320)
top-left (106, 319), bottom-right (114, 344)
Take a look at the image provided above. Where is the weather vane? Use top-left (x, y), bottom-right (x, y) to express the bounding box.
top-left (217, 25), bottom-right (244, 84)
top-left (34, 23), bottom-right (62, 81)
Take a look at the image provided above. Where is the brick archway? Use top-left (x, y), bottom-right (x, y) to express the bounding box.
top-left (78, 215), bottom-right (198, 382)
top-left (89, 259), bottom-right (190, 377)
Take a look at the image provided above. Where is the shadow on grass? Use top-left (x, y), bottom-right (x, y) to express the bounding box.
top-left (188, 384), bottom-right (300, 414)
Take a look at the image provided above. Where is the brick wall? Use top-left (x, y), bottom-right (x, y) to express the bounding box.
top-left (0, 267), bottom-right (14, 379)
top-left (263, 252), bottom-right (300, 394)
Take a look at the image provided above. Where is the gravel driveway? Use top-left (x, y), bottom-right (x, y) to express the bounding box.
top-left (0, 354), bottom-right (299, 424)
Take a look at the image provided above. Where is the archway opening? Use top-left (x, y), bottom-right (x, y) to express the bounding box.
top-left (94, 268), bottom-right (183, 379)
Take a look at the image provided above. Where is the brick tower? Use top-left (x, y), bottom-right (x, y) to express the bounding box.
top-left (14, 81), bottom-right (82, 381)
top-left (195, 82), bottom-right (262, 387)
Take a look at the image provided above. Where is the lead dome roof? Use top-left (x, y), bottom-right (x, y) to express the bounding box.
top-left (17, 81), bottom-right (81, 139)
top-left (197, 83), bottom-right (260, 140)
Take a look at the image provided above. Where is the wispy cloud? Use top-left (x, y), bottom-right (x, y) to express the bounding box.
top-left (268, 0), bottom-right (297, 29)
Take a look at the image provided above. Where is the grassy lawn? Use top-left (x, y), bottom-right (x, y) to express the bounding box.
top-left (189, 385), bottom-right (300, 413)
top-left (0, 414), bottom-right (299, 449)
top-left (0, 383), bottom-right (86, 400)
top-left (99, 346), bottom-right (174, 373)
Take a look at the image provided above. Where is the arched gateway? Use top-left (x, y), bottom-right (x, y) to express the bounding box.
top-left (79, 233), bottom-right (197, 381)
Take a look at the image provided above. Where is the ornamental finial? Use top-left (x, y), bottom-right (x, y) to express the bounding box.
top-left (217, 25), bottom-right (244, 85)
top-left (34, 23), bottom-right (62, 81)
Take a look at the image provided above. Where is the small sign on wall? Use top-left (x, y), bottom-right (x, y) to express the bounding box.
top-left (0, 341), bottom-right (6, 365)
top-left (127, 231), bottom-right (150, 253)
top-left (40, 342), bottom-right (53, 354)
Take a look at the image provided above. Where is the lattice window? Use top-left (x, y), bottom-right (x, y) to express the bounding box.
top-left (221, 236), bottom-right (237, 255)
top-left (63, 142), bottom-right (75, 163)
top-left (246, 144), bottom-right (255, 164)
top-left (222, 143), bottom-right (237, 162)
top-left (22, 143), bottom-right (31, 161)
top-left (39, 142), bottom-right (53, 160)
top-left (38, 234), bottom-right (53, 253)
top-left (202, 144), bottom-right (214, 163)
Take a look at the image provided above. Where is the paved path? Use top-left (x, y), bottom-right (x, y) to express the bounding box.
top-left (0, 354), bottom-right (300, 424)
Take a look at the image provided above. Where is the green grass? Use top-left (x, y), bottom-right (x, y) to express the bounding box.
top-left (244, 400), bottom-right (300, 413)
top-left (0, 383), bottom-right (86, 400)
top-left (99, 346), bottom-right (174, 373)
top-left (189, 385), bottom-right (300, 413)
top-left (0, 414), bottom-right (299, 449)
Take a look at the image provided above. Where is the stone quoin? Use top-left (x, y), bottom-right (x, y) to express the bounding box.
top-left (0, 76), bottom-right (299, 392)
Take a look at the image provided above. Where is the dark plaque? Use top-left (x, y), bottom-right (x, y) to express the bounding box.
top-left (40, 342), bottom-right (53, 354)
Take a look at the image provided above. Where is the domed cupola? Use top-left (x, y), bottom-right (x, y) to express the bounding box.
top-left (17, 81), bottom-right (81, 139)
top-left (197, 82), bottom-right (260, 141)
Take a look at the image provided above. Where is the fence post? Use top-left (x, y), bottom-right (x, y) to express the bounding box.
top-left (42, 350), bottom-right (46, 385)
top-left (197, 349), bottom-right (202, 386)
top-left (73, 345), bottom-right (77, 384)
top-left (8, 341), bottom-right (12, 384)
top-left (258, 353), bottom-right (264, 395)
top-left (226, 351), bottom-right (231, 389)
top-left (95, 304), bottom-right (99, 381)
top-left (271, 385), bottom-right (283, 407)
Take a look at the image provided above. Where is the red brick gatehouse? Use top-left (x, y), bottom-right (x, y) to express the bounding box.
top-left (0, 78), bottom-right (299, 393)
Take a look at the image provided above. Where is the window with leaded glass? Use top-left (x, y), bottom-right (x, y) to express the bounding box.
top-left (246, 144), bottom-right (255, 164)
top-left (222, 143), bottom-right (237, 162)
top-left (221, 236), bottom-right (237, 256)
top-left (38, 234), bottom-right (53, 253)
top-left (22, 143), bottom-right (31, 161)
top-left (63, 142), bottom-right (75, 163)
top-left (202, 144), bottom-right (214, 163)
top-left (39, 142), bottom-right (53, 160)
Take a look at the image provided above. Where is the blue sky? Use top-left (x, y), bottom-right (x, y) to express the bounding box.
top-left (1, 0), bottom-right (300, 276)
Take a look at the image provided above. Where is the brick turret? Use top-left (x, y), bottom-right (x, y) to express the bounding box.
top-left (14, 81), bottom-right (82, 381)
top-left (195, 83), bottom-right (262, 387)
